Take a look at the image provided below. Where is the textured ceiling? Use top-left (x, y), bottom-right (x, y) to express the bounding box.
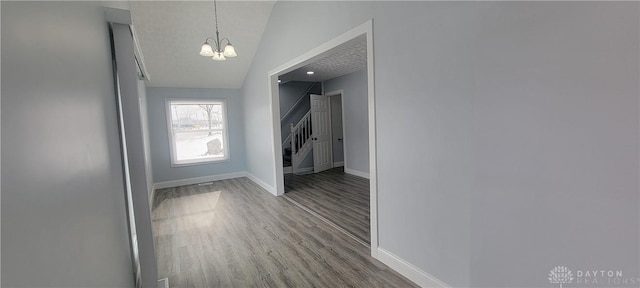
top-left (130, 1), bottom-right (275, 89)
top-left (279, 35), bottom-right (367, 83)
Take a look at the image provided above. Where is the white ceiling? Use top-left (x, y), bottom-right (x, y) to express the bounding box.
top-left (279, 35), bottom-right (367, 83)
top-left (130, 1), bottom-right (366, 89)
top-left (130, 1), bottom-right (275, 89)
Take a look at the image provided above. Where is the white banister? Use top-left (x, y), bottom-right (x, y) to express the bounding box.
top-left (282, 132), bottom-right (292, 148)
top-left (290, 110), bottom-right (313, 174)
top-left (290, 122), bottom-right (296, 152)
top-left (280, 82), bottom-right (318, 122)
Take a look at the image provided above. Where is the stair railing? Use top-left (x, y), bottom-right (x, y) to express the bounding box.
top-left (280, 82), bottom-right (318, 122)
top-left (290, 110), bottom-right (312, 172)
top-left (282, 133), bottom-right (292, 149)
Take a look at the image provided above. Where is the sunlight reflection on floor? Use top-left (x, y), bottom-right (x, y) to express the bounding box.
top-left (152, 190), bottom-right (221, 236)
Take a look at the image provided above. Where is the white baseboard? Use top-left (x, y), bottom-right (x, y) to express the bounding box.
top-left (344, 168), bottom-right (369, 179)
top-left (285, 166), bottom-right (313, 175)
top-left (153, 172), bottom-right (247, 190)
top-left (246, 173), bottom-right (277, 196)
top-left (152, 171), bottom-right (278, 197)
top-left (333, 161), bottom-right (344, 167)
top-left (294, 167), bottom-right (313, 174)
top-left (376, 248), bottom-right (451, 288)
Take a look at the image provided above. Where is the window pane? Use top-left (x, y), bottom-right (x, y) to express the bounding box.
top-left (168, 101), bottom-right (228, 164)
top-left (170, 103), bottom-right (224, 132)
top-left (175, 131), bottom-right (225, 161)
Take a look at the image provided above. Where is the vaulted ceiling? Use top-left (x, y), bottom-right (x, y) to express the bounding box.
top-left (130, 1), bottom-right (367, 89)
top-left (130, 1), bottom-right (275, 89)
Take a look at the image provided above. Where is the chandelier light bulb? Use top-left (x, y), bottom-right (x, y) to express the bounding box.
top-left (212, 51), bottom-right (226, 61)
top-left (223, 44), bottom-right (237, 58)
top-left (199, 42), bottom-right (214, 57)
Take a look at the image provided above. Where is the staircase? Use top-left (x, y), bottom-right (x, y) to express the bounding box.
top-left (281, 82), bottom-right (320, 174)
top-left (288, 111), bottom-right (313, 174)
top-left (283, 147), bottom-right (292, 167)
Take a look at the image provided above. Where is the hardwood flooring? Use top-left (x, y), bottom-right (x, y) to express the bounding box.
top-left (284, 167), bottom-right (370, 244)
top-left (152, 177), bottom-right (417, 288)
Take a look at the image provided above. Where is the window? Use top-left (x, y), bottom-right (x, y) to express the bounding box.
top-left (166, 99), bottom-right (229, 166)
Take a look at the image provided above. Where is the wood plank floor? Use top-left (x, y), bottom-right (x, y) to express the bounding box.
top-left (152, 177), bottom-right (417, 288)
top-left (284, 167), bottom-right (370, 244)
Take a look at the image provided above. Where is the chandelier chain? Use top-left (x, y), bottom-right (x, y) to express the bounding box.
top-left (214, 0), bottom-right (219, 36)
top-left (199, 0), bottom-right (237, 60)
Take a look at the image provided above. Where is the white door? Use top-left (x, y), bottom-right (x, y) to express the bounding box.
top-left (311, 94), bottom-right (332, 173)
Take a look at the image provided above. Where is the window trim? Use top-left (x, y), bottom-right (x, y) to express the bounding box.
top-left (165, 98), bottom-right (231, 167)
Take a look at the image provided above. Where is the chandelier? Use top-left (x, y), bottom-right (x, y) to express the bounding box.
top-left (199, 0), bottom-right (237, 61)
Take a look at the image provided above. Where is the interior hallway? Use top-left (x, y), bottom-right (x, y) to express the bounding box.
top-left (151, 177), bottom-right (415, 287)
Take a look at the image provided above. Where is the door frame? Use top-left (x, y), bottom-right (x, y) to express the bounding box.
top-left (326, 90), bottom-right (346, 169)
top-left (267, 20), bottom-right (379, 257)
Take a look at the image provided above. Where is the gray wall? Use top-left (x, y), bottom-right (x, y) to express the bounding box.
top-left (468, 3), bottom-right (639, 286)
top-left (1, 2), bottom-right (134, 287)
top-left (279, 81), bottom-right (316, 118)
top-left (242, 2), bottom-right (639, 287)
top-left (146, 87), bottom-right (246, 183)
top-left (279, 81), bottom-right (320, 143)
top-left (323, 69), bottom-right (368, 174)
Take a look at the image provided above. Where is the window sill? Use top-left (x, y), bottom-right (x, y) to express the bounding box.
top-left (170, 157), bottom-right (230, 168)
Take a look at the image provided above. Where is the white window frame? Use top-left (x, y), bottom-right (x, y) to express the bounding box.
top-left (165, 98), bottom-right (230, 166)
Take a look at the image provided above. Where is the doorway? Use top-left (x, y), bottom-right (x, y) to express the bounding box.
top-left (268, 20), bottom-right (379, 255)
top-left (282, 87), bottom-right (371, 244)
top-left (328, 92), bottom-right (344, 168)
